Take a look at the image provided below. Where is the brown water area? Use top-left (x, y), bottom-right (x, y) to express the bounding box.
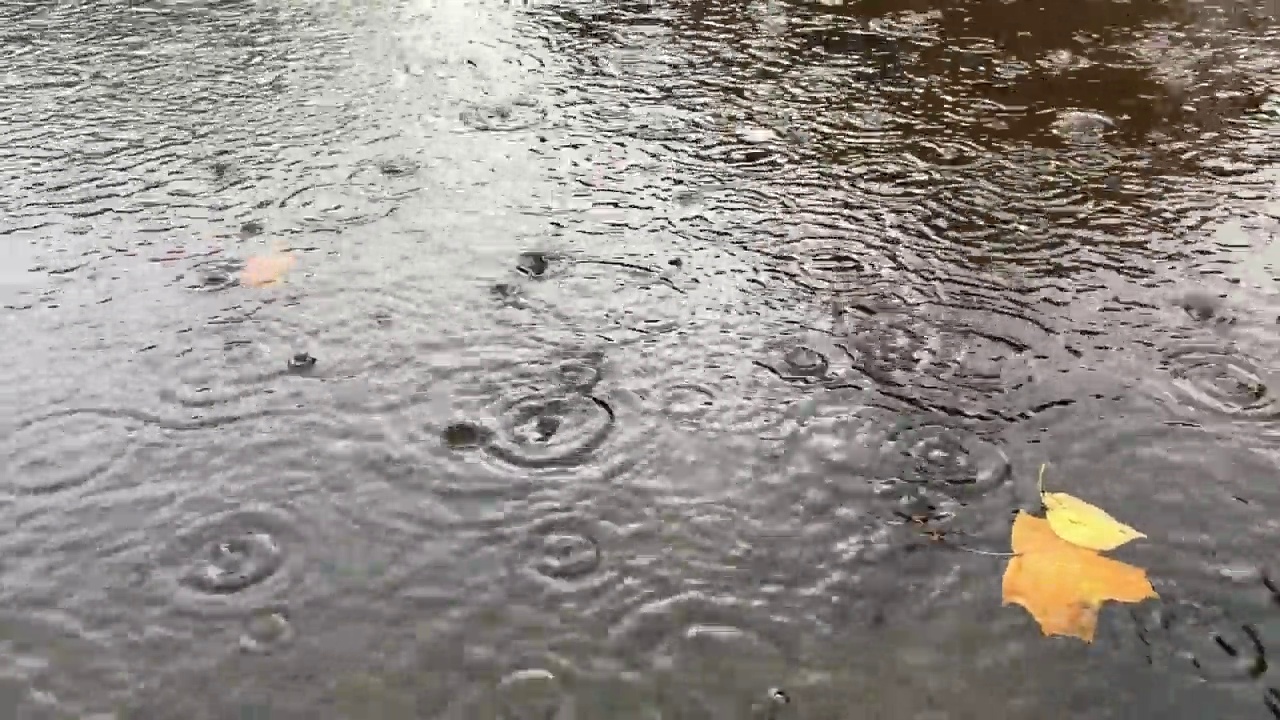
top-left (1, 0), bottom-right (1279, 717)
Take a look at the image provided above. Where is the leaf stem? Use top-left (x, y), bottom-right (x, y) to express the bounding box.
top-left (935, 539), bottom-right (1019, 557)
top-left (952, 546), bottom-right (1019, 558)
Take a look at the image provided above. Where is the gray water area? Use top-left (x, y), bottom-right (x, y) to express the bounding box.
top-left (2, 0), bottom-right (1280, 717)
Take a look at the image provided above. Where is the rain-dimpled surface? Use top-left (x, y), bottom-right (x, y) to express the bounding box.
top-left (2, 0), bottom-right (1279, 717)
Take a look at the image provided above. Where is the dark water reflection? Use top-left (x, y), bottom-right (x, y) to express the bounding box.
top-left (1, 0), bottom-right (1279, 717)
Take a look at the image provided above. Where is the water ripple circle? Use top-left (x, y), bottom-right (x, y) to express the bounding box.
top-left (516, 511), bottom-right (609, 590)
top-left (182, 532), bottom-right (282, 595)
top-left (840, 320), bottom-right (936, 384)
top-left (536, 531), bottom-right (600, 581)
top-left (495, 668), bottom-right (568, 720)
top-left (5, 410), bottom-right (139, 496)
top-left (484, 391), bottom-right (615, 469)
top-left (156, 506), bottom-right (303, 618)
top-left (607, 593), bottom-right (795, 692)
top-left (278, 183), bottom-right (384, 229)
top-left (460, 98), bottom-right (547, 132)
top-left (659, 383), bottom-right (717, 424)
top-left (348, 156), bottom-right (421, 187)
top-left (782, 346), bottom-right (830, 377)
top-left (238, 610), bottom-right (296, 655)
top-left (1159, 343), bottom-right (1279, 420)
top-left (880, 419), bottom-right (1011, 495)
top-left (445, 667), bottom-right (571, 720)
top-left (554, 357), bottom-right (603, 393)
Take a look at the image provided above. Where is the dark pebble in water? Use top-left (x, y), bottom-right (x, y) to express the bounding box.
top-left (239, 221), bottom-right (264, 237)
top-left (287, 352), bottom-right (317, 372)
top-left (517, 252), bottom-right (550, 278)
top-left (442, 422), bottom-right (489, 449)
top-left (783, 346), bottom-right (829, 377)
top-left (182, 532), bottom-right (283, 595)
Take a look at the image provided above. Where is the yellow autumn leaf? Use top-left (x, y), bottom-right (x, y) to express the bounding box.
top-left (1002, 512), bottom-right (1158, 642)
top-left (1037, 463), bottom-right (1146, 551)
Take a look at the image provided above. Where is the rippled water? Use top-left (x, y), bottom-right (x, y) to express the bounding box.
top-left (1, 0), bottom-right (1279, 717)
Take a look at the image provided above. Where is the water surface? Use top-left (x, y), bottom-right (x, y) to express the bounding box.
top-left (2, 0), bottom-right (1279, 717)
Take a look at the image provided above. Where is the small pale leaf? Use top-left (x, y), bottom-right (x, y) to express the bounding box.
top-left (1035, 464), bottom-right (1146, 551)
top-left (241, 252), bottom-right (296, 288)
top-left (1042, 491), bottom-right (1147, 551)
